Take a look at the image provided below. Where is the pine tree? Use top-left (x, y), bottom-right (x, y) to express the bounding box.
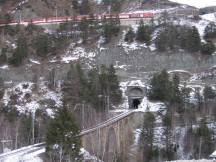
top-left (166, 25), bottom-right (178, 50)
top-left (0, 77), bottom-right (4, 99)
top-left (201, 42), bottom-right (215, 55)
top-left (148, 69), bottom-right (172, 102)
top-left (181, 83), bottom-right (191, 108)
top-left (72, 0), bottom-right (79, 10)
top-left (9, 35), bottom-right (28, 66)
top-left (107, 65), bottom-right (122, 105)
top-left (140, 111), bottom-right (157, 161)
top-left (102, 18), bottom-right (120, 43)
top-left (195, 88), bottom-right (203, 109)
top-left (34, 34), bottom-right (51, 58)
top-left (46, 106), bottom-right (82, 161)
top-left (155, 31), bottom-right (167, 51)
top-left (87, 68), bottom-right (103, 110)
top-left (48, 68), bottom-right (56, 89)
top-left (203, 86), bottom-right (215, 101)
top-left (204, 22), bottom-right (216, 40)
top-left (136, 21), bottom-right (152, 45)
top-left (162, 113), bottom-right (174, 160)
top-left (80, 0), bottom-right (91, 15)
top-left (62, 63), bottom-right (86, 109)
top-left (186, 26), bottom-right (201, 53)
top-left (193, 119), bottom-right (214, 158)
top-left (102, 0), bottom-right (123, 12)
top-left (124, 27), bottom-right (135, 43)
top-left (79, 19), bottom-right (90, 43)
top-left (0, 48), bottom-right (7, 64)
top-left (179, 26), bottom-right (190, 49)
top-left (171, 74), bottom-right (182, 108)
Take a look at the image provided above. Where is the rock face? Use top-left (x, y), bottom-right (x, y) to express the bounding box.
top-left (1, 45), bottom-right (216, 83)
top-left (98, 47), bottom-right (216, 78)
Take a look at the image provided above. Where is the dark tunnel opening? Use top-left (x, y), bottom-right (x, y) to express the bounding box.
top-left (132, 99), bottom-right (141, 109)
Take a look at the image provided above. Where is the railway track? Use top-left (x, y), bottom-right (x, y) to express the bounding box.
top-left (0, 143), bottom-right (45, 162)
top-left (0, 111), bottom-right (135, 161)
top-left (80, 110), bottom-right (134, 135)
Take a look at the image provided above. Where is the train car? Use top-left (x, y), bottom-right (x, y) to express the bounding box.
top-left (76, 15), bottom-right (90, 21)
top-left (32, 17), bottom-right (46, 23)
top-left (0, 19), bottom-right (9, 24)
top-left (101, 13), bottom-right (118, 19)
top-left (143, 12), bottom-right (154, 18)
top-left (129, 13), bottom-right (142, 18)
top-left (46, 16), bottom-right (60, 22)
top-left (119, 13), bottom-right (130, 19)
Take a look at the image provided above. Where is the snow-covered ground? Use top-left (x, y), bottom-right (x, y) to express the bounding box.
top-left (0, 143), bottom-right (44, 162)
top-left (201, 13), bottom-right (216, 22)
top-left (166, 160), bottom-right (214, 162)
top-left (1, 145), bottom-right (102, 162)
top-left (80, 148), bottom-right (103, 162)
top-left (2, 79), bottom-right (62, 116)
top-left (61, 44), bottom-right (96, 64)
top-left (169, 0), bottom-right (216, 8)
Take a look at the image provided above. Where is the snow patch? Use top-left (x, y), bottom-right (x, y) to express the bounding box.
top-left (62, 46), bottom-right (96, 63)
top-left (2, 80), bottom-right (62, 115)
top-left (201, 13), bottom-right (216, 22)
top-left (29, 59), bottom-right (40, 65)
top-left (0, 65), bottom-right (9, 70)
top-left (169, 0), bottom-right (216, 8)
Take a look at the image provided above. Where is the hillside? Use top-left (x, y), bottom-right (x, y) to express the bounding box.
top-left (0, 0), bottom-right (216, 162)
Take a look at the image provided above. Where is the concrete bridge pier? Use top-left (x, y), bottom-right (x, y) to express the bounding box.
top-left (81, 112), bottom-right (144, 162)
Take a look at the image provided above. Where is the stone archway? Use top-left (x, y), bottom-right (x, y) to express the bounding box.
top-left (104, 127), bottom-right (118, 162)
top-left (128, 87), bottom-right (144, 109)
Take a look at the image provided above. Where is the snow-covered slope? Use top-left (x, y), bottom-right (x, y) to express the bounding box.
top-left (201, 13), bottom-right (216, 22)
top-left (169, 0), bottom-right (216, 8)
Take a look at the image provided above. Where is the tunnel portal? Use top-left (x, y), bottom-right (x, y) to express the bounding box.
top-left (126, 81), bottom-right (145, 109)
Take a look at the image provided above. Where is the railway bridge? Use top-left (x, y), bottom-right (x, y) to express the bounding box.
top-left (0, 111), bottom-right (144, 162)
top-left (80, 111), bottom-right (144, 162)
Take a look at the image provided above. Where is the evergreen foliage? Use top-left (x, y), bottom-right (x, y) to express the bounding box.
top-left (46, 106), bottom-right (82, 161)
top-left (186, 26), bottom-right (201, 53)
top-left (20, 114), bottom-right (39, 144)
top-left (79, 19), bottom-right (91, 43)
top-left (72, 0), bottom-right (79, 10)
top-left (102, 18), bottom-right (120, 43)
top-left (203, 86), bottom-right (215, 101)
top-left (192, 120), bottom-right (214, 158)
top-left (62, 63), bottom-right (87, 108)
top-left (136, 21), bottom-right (152, 45)
top-left (79, 0), bottom-right (92, 15)
top-left (140, 111), bottom-right (158, 161)
top-left (162, 113), bottom-right (175, 160)
top-left (155, 25), bottom-right (201, 53)
top-left (155, 31), bottom-right (167, 51)
top-left (62, 63), bottom-right (122, 111)
top-left (148, 69), bottom-right (172, 102)
top-left (102, 0), bottom-right (124, 12)
top-left (34, 34), bottom-right (51, 58)
top-left (9, 35), bottom-right (28, 66)
top-left (0, 48), bottom-right (7, 65)
top-left (124, 27), bottom-right (135, 43)
top-left (204, 22), bottom-right (216, 40)
top-left (148, 70), bottom-right (185, 111)
top-left (200, 42), bottom-right (215, 55)
top-left (170, 74), bottom-right (183, 108)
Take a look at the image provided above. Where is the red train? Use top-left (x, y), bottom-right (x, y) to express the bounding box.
top-left (0, 12), bottom-right (154, 25)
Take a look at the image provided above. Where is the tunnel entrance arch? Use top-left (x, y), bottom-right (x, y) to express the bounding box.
top-left (126, 81), bottom-right (145, 109)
